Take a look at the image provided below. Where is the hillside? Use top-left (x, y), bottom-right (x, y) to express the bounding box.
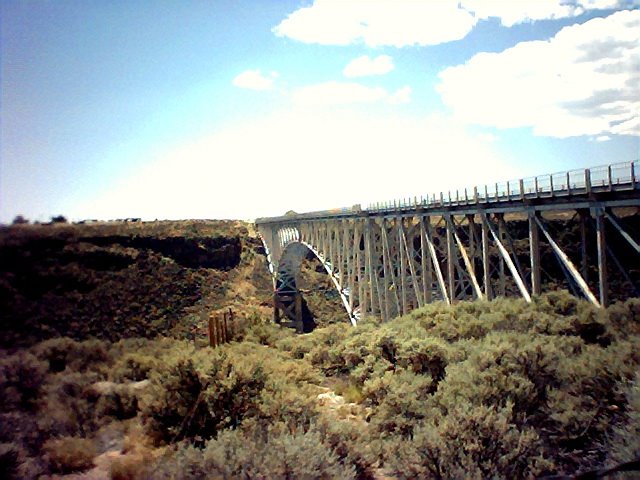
top-left (0, 220), bottom-right (639, 479)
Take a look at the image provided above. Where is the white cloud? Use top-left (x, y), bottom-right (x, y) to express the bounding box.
top-left (343, 55), bottom-right (394, 78)
top-left (292, 82), bottom-right (412, 107)
top-left (273, 0), bottom-right (477, 47)
top-left (595, 135), bottom-right (612, 141)
top-left (272, 0), bottom-right (636, 47)
top-left (436, 10), bottom-right (640, 138)
top-left (461, 0), bottom-right (575, 27)
top-left (293, 81), bottom-right (387, 106)
top-left (77, 111), bottom-right (514, 221)
top-left (388, 86), bottom-right (412, 105)
top-left (232, 69), bottom-right (277, 90)
top-left (461, 0), bottom-right (634, 27)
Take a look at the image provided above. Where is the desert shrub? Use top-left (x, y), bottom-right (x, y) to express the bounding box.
top-left (0, 443), bottom-right (20, 480)
top-left (542, 341), bottom-right (640, 449)
top-left (275, 332), bottom-right (318, 359)
top-left (540, 289), bottom-right (580, 316)
top-left (37, 370), bottom-right (103, 438)
top-left (256, 378), bottom-right (320, 432)
top-left (34, 337), bottom-right (110, 373)
top-left (152, 424), bottom-right (358, 480)
top-left (0, 352), bottom-right (47, 411)
top-left (111, 353), bottom-right (158, 382)
top-left (314, 418), bottom-right (375, 479)
top-left (95, 384), bottom-right (140, 420)
top-left (333, 378), bottom-right (365, 404)
top-left (607, 298), bottom-right (640, 338)
top-left (364, 369), bottom-right (434, 437)
top-left (42, 436), bottom-right (96, 474)
top-left (110, 454), bottom-right (148, 480)
top-left (141, 347), bottom-right (267, 444)
top-left (243, 322), bottom-right (293, 346)
top-left (431, 332), bottom-right (582, 419)
top-left (386, 401), bottom-right (549, 479)
top-left (607, 373), bottom-right (640, 470)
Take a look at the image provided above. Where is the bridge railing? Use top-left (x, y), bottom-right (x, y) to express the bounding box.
top-left (367, 160), bottom-right (638, 212)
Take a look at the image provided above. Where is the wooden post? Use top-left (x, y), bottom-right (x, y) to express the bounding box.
top-left (273, 293), bottom-right (281, 324)
top-left (596, 208), bottom-right (609, 307)
top-left (295, 292), bottom-right (303, 333)
top-left (222, 312), bottom-right (228, 344)
top-left (529, 211), bottom-right (541, 296)
top-left (208, 315), bottom-right (215, 348)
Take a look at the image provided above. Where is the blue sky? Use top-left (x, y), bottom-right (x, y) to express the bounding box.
top-left (1, 0), bottom-right (638, 222)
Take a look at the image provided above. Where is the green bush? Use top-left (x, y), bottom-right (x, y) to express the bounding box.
top-left (43, 436), bottom-right (96, 474)
top-left (386, 401), bottom-right (549, 479)
top-left (95, 384), bottom-right (140, 420)
top-left (607, 373), bottom-right (640, 468)
top-left (34, 337), bottom-right (110, 373)
top-left (37, 371), bottom-right (103, 439)
top-left (0, 352), bottom-right (47, 411)
top-left (0, 443), bottom-right (20, 480)
top-left (111, 353), bottom-right (158, 382)
top-left (152, 424), bottom-right (359, 479)
top-left (363, 369), bottom-right (434, 437)
top-left (141, 347), bottom-right (266, 444)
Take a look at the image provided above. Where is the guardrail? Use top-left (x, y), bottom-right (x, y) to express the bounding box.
top-left (367, 161), bottom-right (638, 212)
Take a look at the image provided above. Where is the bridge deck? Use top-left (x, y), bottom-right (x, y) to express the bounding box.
top-left (256, 161), bottom-right (638, 224)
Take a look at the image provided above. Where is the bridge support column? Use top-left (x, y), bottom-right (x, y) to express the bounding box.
top-left (273, 292), bottom-right (281, 324)
top-left (579, 210), bottom-right (589, 282)
top-left (497, 213), bottom-right (506, 297)
top-left (446, 215), bottom-right (455, 302)
top-left (596, 208), bottom-right (609, 307)
top-left (529, 211), bottom-right (542, 297)
top-left (482, 213), bottom-right (492, 300)
top-left (420, 216), bottom-right (433, 304)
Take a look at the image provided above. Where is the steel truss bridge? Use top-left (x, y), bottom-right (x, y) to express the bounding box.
top-left (256, 162), bottom-right (640, 330)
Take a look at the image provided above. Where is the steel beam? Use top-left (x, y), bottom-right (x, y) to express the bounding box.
top-left (534, 216), bottom-right (600, 307)
top-left (482, 214), bottom-right (531, 302)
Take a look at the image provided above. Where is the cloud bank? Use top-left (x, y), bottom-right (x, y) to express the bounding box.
top-left (273, 0), bottom-right (636, 47)
top-left (437, 9), bottom-right (640, 137)
top-left (343, 55), bottom-right (394, 78)
top-left (232, 69), bottom-right (278, 90)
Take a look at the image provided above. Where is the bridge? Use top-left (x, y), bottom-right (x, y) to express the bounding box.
top-left (256, 161), bottom-right (640, 330)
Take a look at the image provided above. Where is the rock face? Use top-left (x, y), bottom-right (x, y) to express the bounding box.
top-left (0, 222), bottom-right (245, 348)
top-left (81, 235), bottom-right (242, 270)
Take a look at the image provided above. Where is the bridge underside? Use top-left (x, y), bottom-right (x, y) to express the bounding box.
top-left (258, 163), bottom-right (640, 325)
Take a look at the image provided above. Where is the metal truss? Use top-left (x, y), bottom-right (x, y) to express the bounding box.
top-left (257, 162), bottom-right (640, 325)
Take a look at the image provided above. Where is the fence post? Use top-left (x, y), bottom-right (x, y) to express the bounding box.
top-left (295, 293), bottom-right (303, 333)
top-left (273, 293), bottom-right (281, 324)
top-left (222, 312), bottom-right (228, 344)
top-left (585, 169), bottom-right (591, 194)
top-left (208, 314), bottom-right (216, 348)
